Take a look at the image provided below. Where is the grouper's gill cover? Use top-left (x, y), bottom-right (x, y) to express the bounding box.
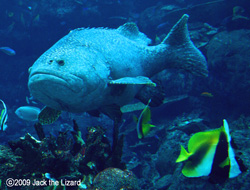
top-left (28, 14), bottom-right (208, 113)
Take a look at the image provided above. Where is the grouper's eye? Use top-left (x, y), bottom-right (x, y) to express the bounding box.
top-left (56, 60), bottom-right (65, 66)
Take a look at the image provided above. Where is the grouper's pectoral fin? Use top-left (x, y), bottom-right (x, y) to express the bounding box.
top-left (38, 106), bottom-right (61, 125)
top-left (108, 76), bottom-right (156, 87)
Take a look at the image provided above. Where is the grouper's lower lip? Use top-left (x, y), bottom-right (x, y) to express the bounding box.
top-left (29, 71), bottom-right (83, 93)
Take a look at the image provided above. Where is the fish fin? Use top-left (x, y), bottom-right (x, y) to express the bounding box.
top-left (117, 22), bottom-right (139, 36)
top-left (150, 124), bottom-right (156, 127)
top-left (142, 124), bottom-right (156, 137)
top-left (222, 119), bottom-right (242, 178)
top-left (100, 104), bottom-right (122, 122)
top-left (135, 80), bottom-right (165, 107)
top-left (138, 132), bottom-right (143, 139)
top-left (161, 14), bottom-right (208, 77)
top-left (142, 123), bottom-right (153, 137)
top-left (38, 106), bottom-right (61, 125)
top-left (2, 123), bottom-right (8, 131)
top-left (108, 76), bottom-right (156, 86)
top-left (162, 14), bottom-right (190, 46)
top-left (117, 22), bottom-right (151, 45)
top-left (176, 145), bottom-right (190, 163)
top-left (222, 119), bottom-right (231, 142)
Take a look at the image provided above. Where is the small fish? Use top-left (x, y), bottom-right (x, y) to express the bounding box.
top-left (201, 92), bottom-right (214, 98)
top-left (20, 13), bottom-right (25, 27)
top-left (156, 22), bottom-right (169, 30)
top-left (0, 47), bottom-right (16, 56)
top-left (31, 101), bottom-right (38, 104)
top-left (109, 16), bottom-right (128, 21)
top-left (0, 99), bottom-right (8, 131)
top-left (74, 0), bottom-right (87, 5)
top-left (134, 99), bottom-right (156, 139)
top-left (7, 22), bottom-right (15, 33)
top-left (232, 6), bottom-right (250, 21)
top-left (161, 5), bottom-right (179, 11)
top-left (7, 11), bottom-right (14, 17)
top-left (26, 96), bottom-right (38, 105)
top-left (15, 106), bottom-right (41, 121)
top-left (176, 119), bottom-right (243, 180)
top-left (25, 96), bottom-right (30, 104)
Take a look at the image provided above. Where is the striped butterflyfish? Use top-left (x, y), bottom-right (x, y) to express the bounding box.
top-left (134, 99), bottom-right (156, 139)
top-left (0, 99), bottom-right (8, 131)
top-left (176, 119), bottom-right (243, 180)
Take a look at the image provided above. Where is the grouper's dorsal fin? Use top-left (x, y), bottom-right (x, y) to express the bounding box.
top-left (108, 76), bottom-right (156, 87)
top-left (117, 23), bottom-right (151, 45)
top-left (118, 22), bottom-right (139, 36)
top-left (162, 14), bottom-right (190, 46)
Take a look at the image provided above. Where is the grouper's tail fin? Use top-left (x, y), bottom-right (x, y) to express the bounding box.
top-left (162, 14), bottom-right (208, 77)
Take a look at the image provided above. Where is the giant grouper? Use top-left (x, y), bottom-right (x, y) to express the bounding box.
top-left (28, 14), bottom-right (208, 124)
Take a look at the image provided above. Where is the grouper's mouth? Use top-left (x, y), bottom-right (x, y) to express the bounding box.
top-left (29, 70), bottom-right (84, 93)
top-left (28, 69), bottom-right (85, 111)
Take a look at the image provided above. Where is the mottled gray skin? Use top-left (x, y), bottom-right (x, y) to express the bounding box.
top-left (28, 14), bottom-right (207, 113)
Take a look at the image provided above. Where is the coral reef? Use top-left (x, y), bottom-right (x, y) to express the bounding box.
top-left (0, 145), bottom-right (19, 180)
top-left (79, 124), bottom-right (126, 175)
top-left (0, 120), bottom-right (135, 189)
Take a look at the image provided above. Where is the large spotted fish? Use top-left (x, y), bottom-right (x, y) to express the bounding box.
top-left (28, 14), bottom-right (208, 124)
